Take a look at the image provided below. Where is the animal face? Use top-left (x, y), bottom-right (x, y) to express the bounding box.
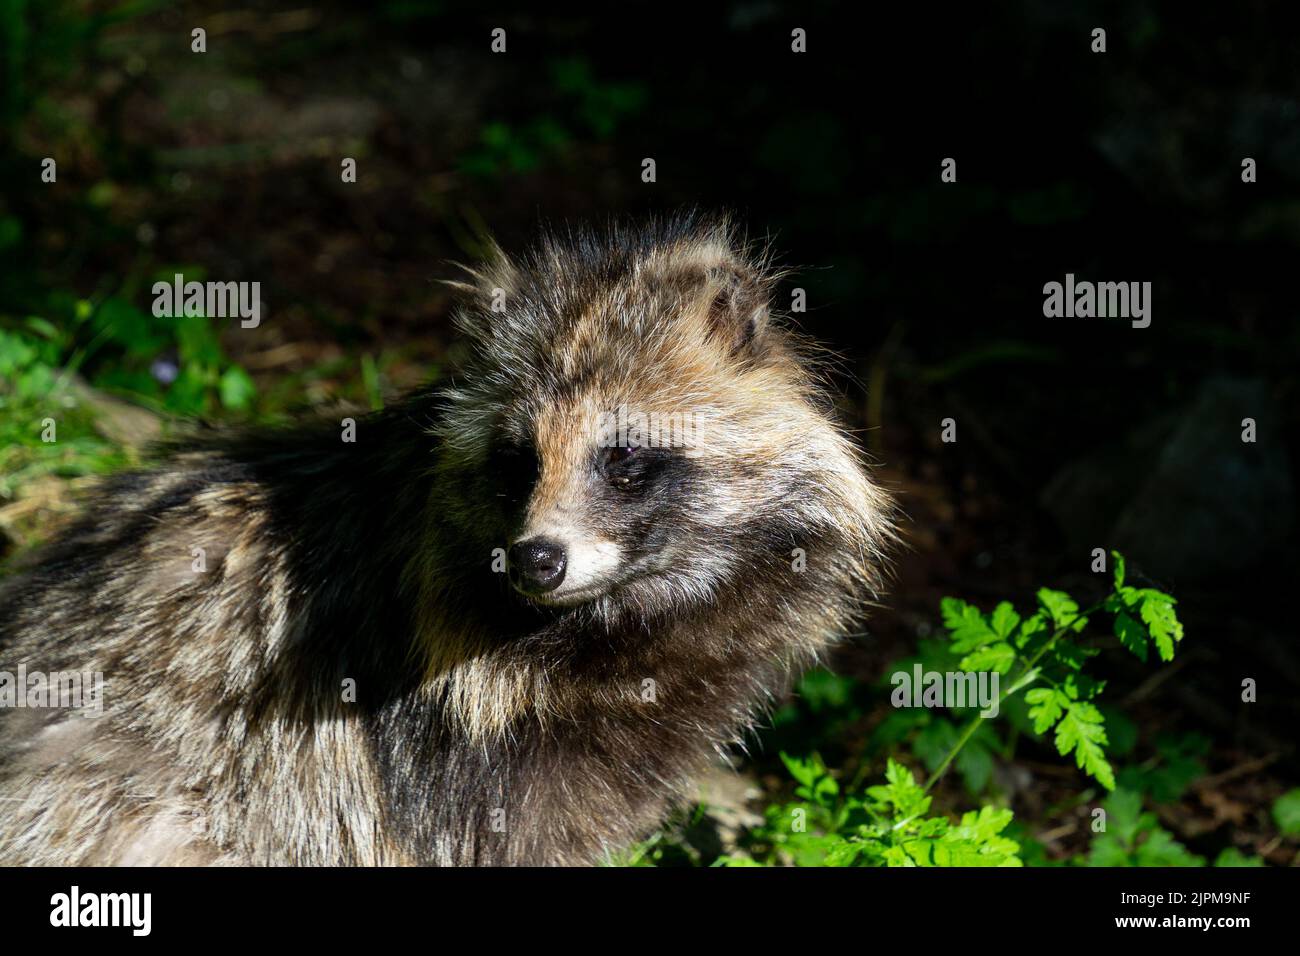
top-left (434, 218), bottom-right (890, 620)
top-left (495, 394), bottom-right (707, 607)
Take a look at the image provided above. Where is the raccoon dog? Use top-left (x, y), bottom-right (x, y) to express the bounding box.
top-left (0, 215), bottom-right (893, 865)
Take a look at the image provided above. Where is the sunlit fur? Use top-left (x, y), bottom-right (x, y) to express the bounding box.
top-left (0, 214), bottom-right (893, 865)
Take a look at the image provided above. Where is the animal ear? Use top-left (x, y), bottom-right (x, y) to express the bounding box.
top-left (704, 264), bottom-right (770, 358)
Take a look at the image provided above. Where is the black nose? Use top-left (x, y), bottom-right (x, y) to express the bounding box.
top-left (508, 538), bottom-right (567, 594)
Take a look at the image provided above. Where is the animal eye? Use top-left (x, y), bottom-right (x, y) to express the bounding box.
top-left (603, 446), bottom-right (639, 467)
top-left (601, 445), bottom-right (643, 488)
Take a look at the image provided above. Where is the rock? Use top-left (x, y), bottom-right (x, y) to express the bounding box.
top-left (69, 375), bottom-right (163, 450)
top-left (1043, 377), bottom-right (1293, 580)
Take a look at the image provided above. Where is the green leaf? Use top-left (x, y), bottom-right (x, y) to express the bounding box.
top-left (1060, 672), bottom-right (1106, 702)
top-left (1047, 641), bottom-right (1098, 672)
top-left (941, 598), bottom-right (999, 653)
top-left (23, 315), bottom-right (59, 340)
top-left (1273, 788), bottom-right (1300, 837)
top-left (1136, 827), bottom-right (1204, 867)
top-left (866, 709), bottom-right (929, 750)
top-left (990, 601), bottom-right (1020, 639)
top-left (92, 297), bottom-right (166, 357)
top-left (940, 597), bottom-right (968, 629)
top-left (218, 365), bottom-right (256, 411)
top-left (0, 330), bottom-right (38, 376)
top-left (955, 742), bottom-right (995, 796)
top-left (780, 752), bottom-right (816, 787)
top-left (1013, 611), bottom-right (1050, 650)
top-left (1054, 701), bottom-right (1115, 790)
top-left (164, 363), bottom-right (211, 414)
top-left (882, 844), bottom-right (913, 867)
top-left (780, 753), bottom-right (838, 806)
top-left (933, 807), bottom-right (1022, 866)
top-left (823, 841), bottom-right (868, 867)
top-left (176, 313), bottom-right (222, 367)
top-left (1087, 788), bottom-right (1147, 865)
top-left (1025, 687), bottom-right (1066, 735)
top-left (912, 718), bottom-right (957, 770)
top-left (797, 668), bottom-right (858, 714)
top-left (956, 805), bottom-right (1015, 842)
top-left (1112, 550), bottom-right (1126, 589)
top-left (914, 719), bottom-right (997, 796)
top-left (1138, 595), bottom-right (1183, 661)
top-left (1117, 733), bottom-right (1207, 802)
top-left (958, 642), bottom-right (1016, 675)
top-left (866, 759), bottom-right (931, 819)
top-left (1086, 836), bottom-right (1132, 867)
top-left (1037, 588), bottom-right (1080, 629)
top-left (1113, 610), bottom-right (1148, 662)
top-left (1104, 789), bottom-right (1147, 845)
top-left (1214, 848), bottom-right (1264, 867)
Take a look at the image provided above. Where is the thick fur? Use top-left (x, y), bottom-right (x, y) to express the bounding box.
top-left (0, 215), bottom-right (893, 865)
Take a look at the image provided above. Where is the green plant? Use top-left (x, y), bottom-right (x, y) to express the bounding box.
top-left (1213, 847), bottom-right (1265, 867)
top-left (1085, 788), bottom-right (1203, 866)
top-left (1117, 732), bottom-right (1208, 802)
top-left (1077, 787), bottom-right (1266, 867)
top-left (0, 322), bottom-right (129, 503)
top-left (84, 281), bottom-right (256, 416)
top-left (0, 285), bottom-right (256, 531)
top-left (718, 754), bottom-right (1021, 867)
top-left (1, 3), bottom-right (257, 527)
top-left (930, 551), bottom-right (1182, 794)
top-left (1273, 788), bottom-right (1300, 838)
top-left (719, 550), bottom-right (1193, 867)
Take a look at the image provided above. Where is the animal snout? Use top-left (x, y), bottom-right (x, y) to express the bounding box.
top-left (508, 538), bottom-right (567, 594)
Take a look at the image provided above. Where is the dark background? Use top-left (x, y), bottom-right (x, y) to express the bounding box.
top-left (1, 0), bottom-right (1297, 863)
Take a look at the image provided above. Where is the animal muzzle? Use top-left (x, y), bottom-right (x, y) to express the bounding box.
top-left (508, 538), bottom-right (568, 595)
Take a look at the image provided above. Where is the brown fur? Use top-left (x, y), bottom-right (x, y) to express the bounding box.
top-left (0, 215), bottom-right (893, 865)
